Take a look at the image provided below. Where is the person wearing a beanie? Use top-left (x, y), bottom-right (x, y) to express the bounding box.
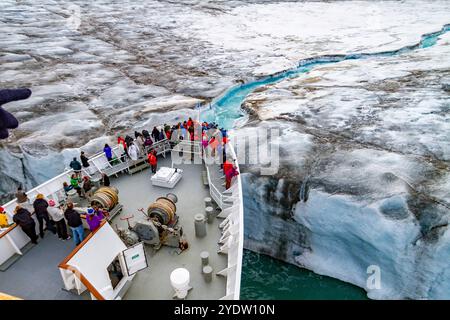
top-left (33, 194), bottom-right (56, 238)
top-left (47, 200), bottom-right (70, 241)
top-left (0, 207), bottom-right (11, 229)
top-left (85, 207), bottom-right (104, 232)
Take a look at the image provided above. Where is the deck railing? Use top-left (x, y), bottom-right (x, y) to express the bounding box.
top-left (84, 138), bottom-right (171, 177)
top-left (205, 164), bottom-right (224, 209)
top-left (202, 142), bottom-right (243, 300)
top-left (0, 169), bottom-right (74, 266)
top-left (220, 143), bottom-right (244, 300)
top-left (0, 137), bottom-right (244, 300)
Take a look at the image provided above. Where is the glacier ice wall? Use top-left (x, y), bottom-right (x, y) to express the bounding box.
top-left (1, 0), bottom-right (450, 299)
top-left (2, 0), bottom-right (449, 202)
top-left (241, 31), bottom-right (450, 299)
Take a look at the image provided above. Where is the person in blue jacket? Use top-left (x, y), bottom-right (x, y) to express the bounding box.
top-left (104, 143), bottom-right (113, 163)
top-left (0, 88), bottom-right (32, 139)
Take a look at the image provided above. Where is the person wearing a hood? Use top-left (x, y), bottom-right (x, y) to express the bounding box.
top-left (144, 136), bottom-right (153, 148)
top-left (142, 129), bottom-right (150, 139)
top-left (117, 137), bottom-right (127, 162)
top-left (117, 135), bottom-right (128, 154)
top-left (80, 151), bottom-right (90, 169)
top-left (152, 126), bottom-right (160, 142)
top-left (85, 208), bottom-right (104, 232)
top-left (128, 142), bottom-right (139, 161)
top-left (33, 194), bottom-right (56, 238)
top-left (225, 163), bottom-right (239, 189)
top-left (13, 205), bottom-right (38, 244)
top-left (135, 133), bottom-right (145, 153)
top-left (47, 200), bottom-right (70, 241)
top-left (64, 202), bottom-right (84, 246)
top-left (164, 123), bottom-right (171, 134)
top-left (165, 128), bottom-right (172, 140)
top-left (147, 150), bottom-right (157, 173)
top-left (0, 207), bottom-right (11, 228)
top-left (187, 117), bottom-right (193, 128)
top-left (125, 135), bottom-right (134, 148)
top-left (104, 143), bottom-right (113, 163)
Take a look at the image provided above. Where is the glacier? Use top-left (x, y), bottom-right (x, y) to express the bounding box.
top-left (1, 0), bottom-right (450, 299)
top-left (240, 30), bottom-right (450, 299)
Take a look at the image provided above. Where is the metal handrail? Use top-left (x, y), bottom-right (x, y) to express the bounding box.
top-left (227, 142), bottom-right (244, 300)
top-left (203, 157), bottom-right (224, 209)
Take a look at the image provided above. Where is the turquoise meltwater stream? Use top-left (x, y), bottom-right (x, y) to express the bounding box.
top-left (201, 24), bottom-right (450, 129)
top-left (202, 25), bottom-right (449, 299)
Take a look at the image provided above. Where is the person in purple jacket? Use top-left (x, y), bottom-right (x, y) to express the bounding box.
top-left (85, 207), bottom-right (104, 232)
top-left (0, 88), bottom-right (32, 139)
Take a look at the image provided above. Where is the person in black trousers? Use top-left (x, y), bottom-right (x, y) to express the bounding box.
top-left (13, 205), bottom-right (38, 244)
top-left (47, 200), bottom-right (70, 241)
top-left (80, 151), bottom-right (90, 169)
top-left (33, 194), bottom-right (56, 238)
top-left (101, 173), bottom-right (110, 187)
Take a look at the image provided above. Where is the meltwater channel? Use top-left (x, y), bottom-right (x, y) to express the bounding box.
top-left (202, 24), bottom-right (450, 299)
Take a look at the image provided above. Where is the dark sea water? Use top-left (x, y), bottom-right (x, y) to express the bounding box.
top-left (240, 250), bottom-right (369, 300)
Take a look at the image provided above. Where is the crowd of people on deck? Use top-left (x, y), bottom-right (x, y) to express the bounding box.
top-left (96, 117), bottom-right (239, 186)
top-left (1, 117), bottom-right (239, 250)
top-left (67, 117), bottom-right (240, 188)
top-left (3, 188), bottom-right (112, 247)
top-left (2, 176), bottom-right (112, 247)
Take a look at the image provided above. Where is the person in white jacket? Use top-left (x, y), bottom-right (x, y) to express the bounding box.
top-left (47, 200), bottom-right (70, 241)
top-left (128, 142), bottom-right (139, 161)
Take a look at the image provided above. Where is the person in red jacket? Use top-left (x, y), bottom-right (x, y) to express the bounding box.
top-left (223, 160), bottom-right (233, 176)
top-left (187, 117), bottom-right (193, 128)
top-left (225, 164), bottom-right (239, 189)
top-left (117, 136), bottom-right (127, 155)
top-left (147, 150), bottom-right (157, 173)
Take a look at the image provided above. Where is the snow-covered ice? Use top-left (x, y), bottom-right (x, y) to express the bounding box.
top-left (1, 0), bottom-right (450, 299)
top-left (242, 21), bottom-right (450, 299)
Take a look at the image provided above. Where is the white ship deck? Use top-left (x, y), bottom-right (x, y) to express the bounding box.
top-left (0, 140), bottom-right (243, 300)
top-left (115, 158), bottom-right (227, 300)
